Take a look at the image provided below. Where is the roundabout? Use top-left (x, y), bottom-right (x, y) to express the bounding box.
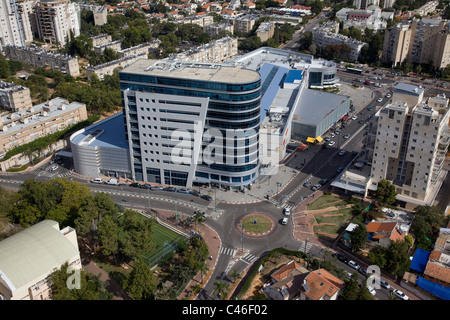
top-left (235, 212), bottom-right (277, 238)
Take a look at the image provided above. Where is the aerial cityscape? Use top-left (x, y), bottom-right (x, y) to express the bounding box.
top-left (0, 0), bottom-right (449, 309)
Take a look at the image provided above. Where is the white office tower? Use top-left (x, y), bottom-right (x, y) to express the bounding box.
top-left (35, 0), bottom-right (80, 46)
top-left (0, 0), bottom-right (27, 51)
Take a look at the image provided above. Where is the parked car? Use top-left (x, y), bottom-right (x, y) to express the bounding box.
top-left (380, 279), bottom-right (391, 289)
top-left (343, 134), bottom-right (350, 139)
top-left (177, 188), bottom-right (190, 194)
top-left (386, 94), bottom-right (391, 98)
top-left (336, 167), bottom-right (344, 173)
top-left (284, 207), bottom-right (291, 216)
top-left (327, 141), bottom-right (336, 147)
top-left (392, 289), bottom-right (409, 300)
top-left (140, 184), bottom-right (152, 189)
top-left (358, 119), bottom-right (365, 124)
top-left (311, 183), bottom-right (322, 191)
top-left (351, 115), bottom-right (357, 120)
top-left (129, 182), bottom-right (141, 188)
top-left (335, 129), bottom-right (341, 134)
top-left (359, 268), bottom-right (368, 276)
top-left (281, 217), bottom-right (289, 225)
top-left (377, 98), bottom-right (383, 102)
top-left (190, 190), bottom-right (200, 197)
top-left (151, 186), bottom-right (164, 191)
top-left (333, 253), bottom-right (348, 264)
top-left (49, 165), bottom-right (58, 172)
top-left (339, 150), bottom-right (346, 156)
top-left (319, 178), bottom-right (329, 185)
top-left (368, 286), bottom-right (376, 296)
top-left (348, 260), bottom-right (360, 270)
top-left (91, 178), bottom-right (103, 184)
top-left (201, 194), bottom-right (212, 201)
top-left (367, 106), bottom-right (373, 111)
top-left (303, 181), bottom-right (312, 187)
top-left (164, 187), bottom-right (177, 192)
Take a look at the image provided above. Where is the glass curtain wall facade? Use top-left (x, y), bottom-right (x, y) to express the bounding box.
top-left (119, 61), bottom-right (261, 189)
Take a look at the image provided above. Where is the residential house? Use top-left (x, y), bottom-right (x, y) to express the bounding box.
top-left (366, 221), bottom-right (405, 247)
top-left (263, 260), bottom-right (309, 300)
top-left (298, 269), bottom-right (344, 300)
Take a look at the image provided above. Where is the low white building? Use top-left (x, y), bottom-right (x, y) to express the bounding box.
top-left (0, 220), bottom-right (81, 300)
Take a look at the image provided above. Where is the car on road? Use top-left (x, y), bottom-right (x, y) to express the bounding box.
top-left (106, 178), bottom-right (120, 185)
top-left (327, 141), bottom-right (336, 147)
top-left (333, 253), bottom-right (348, 263)
top-left (386, 94), bottom-right (391, 98)
top-left (380, 279), bottom-right (391, 289)
top-left (392, 289), bottom-right (409, 300)
top-left (358, 119), bottom-right (365, 124)
top-left (164, 187), bottom-right (177, 192)
top-left (201, 194), bottom-right (212, 201)
top-left (151, 186), bottom-right (164, 191)
top-left (140, 183), bottom-right (152, 189)
top-left (91, 178), bottom-right (103, 184)
top-left (325, 137), bottom-right (331, 142)
top-left (177, 188), bottom-right (190, 194)
top-left (367, 106), bottom-right (373, 111)
top-left (281, 217), bottom-right (289, 225)
top-left (377, 98), bottom-right (383, 102)
top-left (303, 181), bottom-right (312, 187)
top-left (359, 268), bottom-right (368, 276)
top-left (190, 190), bottom-right (200, 197)
top-left (284, 207), bottom-right (291, 215)
top-left (339, 150), bottom-right (346, 156)
top-left (129, 182), bottom-right (141, 188)
top-left (335, 129), bottom-right (341, 134)
top-left (343, 134), bottom-right (350, 139)
top-left (330, 133), bottom-right (336, 138)
top-left (319, 178), bottom-right (329, 185)
top-left (348, 260), bottom-right (360, 270)
top-left (351, 115), bottom-right (357, 120)
top-left (368, 286), bottom-right (376, 296)
top-left (336, 167), bottom-right (344, 173)
top-left (311, 183), bottom-right (322, 191)
top-left (49, 165), bottom-right (58, 172)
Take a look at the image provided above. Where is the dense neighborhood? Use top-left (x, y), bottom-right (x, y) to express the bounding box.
top-left (0, 0), bottom-right (449, 309)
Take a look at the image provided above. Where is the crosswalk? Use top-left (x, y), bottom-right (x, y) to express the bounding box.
top-left (57, 172), bottom-right (72, 179)
top-left (220, 246), bottom-right (236, 257)
top-left (298, 240), bottom-right (313, 254)
top-left (240, 252), bottom-right (258, 265)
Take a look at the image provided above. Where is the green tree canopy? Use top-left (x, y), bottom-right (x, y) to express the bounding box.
top-left (124, 259), bottom-right (156, 300)
top-left (375, 179), bottom-right (397, 206)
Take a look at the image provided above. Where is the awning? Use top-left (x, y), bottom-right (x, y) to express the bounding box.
top-left (306, 137), bottom-right (315, 143)
top-left (342, 116), bottom-right (349, 120)
top-left (316, 136), bottom-right (323, 142)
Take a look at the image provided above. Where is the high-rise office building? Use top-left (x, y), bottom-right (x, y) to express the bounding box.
top-left (119, 59), bottom-right (261, 189)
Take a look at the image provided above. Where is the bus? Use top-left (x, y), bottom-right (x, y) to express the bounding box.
top-left (346, 67), bottom-right (363, 75)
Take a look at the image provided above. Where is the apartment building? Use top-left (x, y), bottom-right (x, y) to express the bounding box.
top-left (256, 21), bottom-right (275, 42)
top-left (369, 83), bottom-right (449, 208)
top-left (230, 14), bottom-right (258, 34)
top-left (312, 28), bottom-right (368, 61)
top-left (0, 81), bottom-right (32, 112)
top-left (86, 52), bottom-right (147, 80)
top-left (3, 44), bottom-right (80, 76)
top-left (353, 0), bottom-right (379, 10)
top-left (93, 5), bottom-right (107, 26)
top-left (171, 37), bottom-right (238, 63)
top-left (382, 18), bottom-right (450, 69)
top-left (91, 34), bottom-right (112, 47)
top-left (0, 97), bottom-right (87, 158)
top-left (0, 0), bottom-right (27, 51)
top-left (204, 22), bottom-right (234, 38)
top-left (34, 0), bottom-right (80, 46)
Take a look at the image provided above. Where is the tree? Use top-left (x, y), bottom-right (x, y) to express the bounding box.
top-left (339, 272), bottom-right (359, 300)
top-left (213, 280), bottom-right (229, 300)
top-left (411, 205), bottom-right (445, 250)
top-left (97, 215), bottom-right (120, 260)
top-left (384, 240), bottom-right (411, 278)
top-left (350, 223), bottom-right (368, 252)
top-left (50, 262), bottom-right (113, 300)
top-left (229, 268), bottom-right (241, 283)
top-left (375, 179), bottom-right (397, 206)
top-left (368, 245), bottom-right (387, 269)
top-left (123, 259), bottom-right (156, 300)
top-left (119, 210), bottom-right (154, 259)
top-left (357, 281), bottom-right (376, 300)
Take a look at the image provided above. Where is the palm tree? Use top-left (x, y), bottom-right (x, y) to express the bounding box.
top-left (213, 280), bottom-right (229, 300)
top-left (229, 268), bottom-right (241, 283)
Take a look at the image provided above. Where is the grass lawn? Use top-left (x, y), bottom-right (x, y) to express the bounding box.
top-left (313, 207), bottom-right (354, 238)
top-left (307, 194), bottom-right (346, 210)
top-left (241, 215), bottom-right (273, 234)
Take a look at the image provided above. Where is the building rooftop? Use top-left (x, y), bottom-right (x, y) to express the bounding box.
top-left (394, 82), bottom-right (425, 96)
top-left (70, 112), bottom-right (128, 149)
top-left (0, 220), bottom-right (79, 291)
top-left (120, 59), bottom-right (260, 84)
top-left (293, 89), bottom-right (350, 125)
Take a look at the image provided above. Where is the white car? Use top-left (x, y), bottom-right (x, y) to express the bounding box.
top-left (106, 178), bottom-right (119, 185)
top-left (386, 94), bottom-right (391, 98)
top-left (328, 141), bottom-right (336, 147)
top-left (368, 286), bottom-right (376, 296)
top-left (351, 115), bottom-right (357, 120)
top-left (281, 217), bottom-right (289, 225)
top-left (284, 208), bottom-right (291, 216)
top-left (377, 98), bottom-right (383, 102)
top-left (339, 150), bottom-right (346, 156)
top-left (392, 289), bottom-right (409, 300)
top-left (348, 260), bottom-right (360, 270)
top-left (49, 165), bottom-right (58, 172)
top-left (91, 178), bottom-right (103, 184)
